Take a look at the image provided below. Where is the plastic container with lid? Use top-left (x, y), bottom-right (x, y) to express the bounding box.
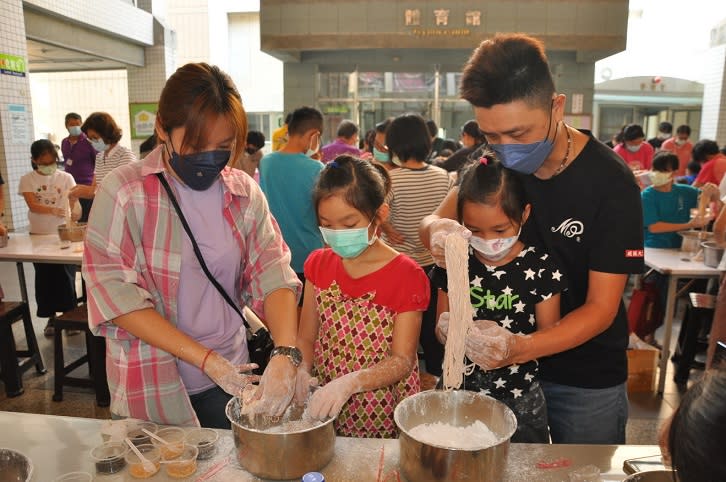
top-left (163, 444), bottom-right (199, 479)
top-left (152, 427), bottom-right (186, 460)
top-left (90, 441), bottom-right (127, 474)
top-left (184, 427), bottom-right (219, 460)
top-left (125, 444), bottom-right (161, 479)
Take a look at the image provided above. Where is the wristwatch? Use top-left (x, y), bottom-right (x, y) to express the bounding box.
top-left (269, 346), bottom-right (302, 367)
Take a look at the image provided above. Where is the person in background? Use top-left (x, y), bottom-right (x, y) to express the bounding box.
top-left (82, 63), bottom-right (301, 428)
top-left (381, 113), bottom-right (453, 382)
top-left (660, 369), bottom-right (726, 482)
top-left (295, 156), bottom-right (428, 438)
top-left (647, 121), bottom-right (672, 150)
top-left (272, 113), bottom-right (292, 152)
top-left (61, 112), bottom-right (96, 222)
top-left (693, 140), bottom-right (726, 188)
top-left (434, 120), bottom-right (487, 173)
top-left (677, 160), bottom-right (701, 185)
top-left (20, 140), bottom-right (80, 337)
top-left (371, 118), bottom-right (394, 171)
top-left (420, 33), bottom-right (644, 444)
top-left (604, 125), bottom-right (625, 149)
top-left (230, 130), bottom-right (265, 179)
top-left (320, 120), bottom-right (361, 163)
top-left (661, 125), bottom-right (692, 177)
top-left (425, 119), bottom-right (445, 162)
top-left (360, 129), bottom-right (376, 153)
top-left (260, 107), bottom-right (325, 307)
top-left (68, 112), bottom-right (136, 207)
top-left (139, 134), bottom-right (157, 159)
top-left (434, 157), bottom-right (565, 442)
top-left (613, 124), bottom-right (655, 171)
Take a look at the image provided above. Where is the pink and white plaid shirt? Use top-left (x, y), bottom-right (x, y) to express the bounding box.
top-left (82, 146), bottom-right (300, 426)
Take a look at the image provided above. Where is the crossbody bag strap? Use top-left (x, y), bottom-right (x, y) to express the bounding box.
top-left (155, 172), bottom-right (252, 331)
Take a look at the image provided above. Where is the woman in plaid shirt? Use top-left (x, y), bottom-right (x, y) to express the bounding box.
top-left (82, 63), bottom-right (301, 427)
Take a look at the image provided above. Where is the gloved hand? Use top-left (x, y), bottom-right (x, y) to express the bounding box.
top-left (465, 320), bottom-right (526, 370)
top-left (429, 219), bottom-right (471, 268)
top-left (203, 350), bottom-right (259, 396)
top-left (435, 311), bottom-right (450, 344)
top-left (293, 366), bottom-right (319, 405)
top-left (245, 354), bottom-right (297, 417)
top-left (307, 372), bottom-right (360, 420)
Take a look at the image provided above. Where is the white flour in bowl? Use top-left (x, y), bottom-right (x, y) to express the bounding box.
top-left (407, 420), bottom-right (501, 450)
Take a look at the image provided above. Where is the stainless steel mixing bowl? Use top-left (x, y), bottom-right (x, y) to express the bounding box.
top-left (394, 390), bottom-right (517, 482)
top-left (622, 470), bottom-right (676, 481)
top-left (225, 397), bottom-right (335, 480)
top-left (0, 448), bottom-right (33, 482)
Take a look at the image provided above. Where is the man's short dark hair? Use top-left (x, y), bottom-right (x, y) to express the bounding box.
top-left (247, 130), bottom-right (265, 150)
top-left (336, 120), bottom-right (358, 139)
top-left (460, 33), bottom-right (555, 110)
top-left (287, 107), bottom-right (323, 136)
top-left (425, 119), bottom-right (438, 137)
top-left (64, 112), bottom-right (82, 125)
top-left (676, 124), bottom-right (691, 136)
top-left (692, 140), bottom-right (720, 162)
top-left (622, 124), bottom-right (645, 142)
top-left (652, 151), bottom-right (679, 172)
top-left (658, 121), bottom-right (673, 134)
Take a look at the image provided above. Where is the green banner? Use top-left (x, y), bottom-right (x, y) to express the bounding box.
top-left (0, 53), bottom-right (26, 77)
top-left (129, 103), bottom-right (158, 140)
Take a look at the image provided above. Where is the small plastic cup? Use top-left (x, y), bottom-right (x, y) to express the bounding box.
top-left (152, 427), bottom-right (186, 460)
top-left (127, 421), bottom-right (159, 446)
top-left (184, 428), bottom-right (219, 460)
top-left (125, 444), bottom-right (161, 479)
top-left (53, 473), bottom-right (92, 482)
top-left (163, 444), bottom-right (199, 479)
top-left (90, 441), bottom-right (127, 474)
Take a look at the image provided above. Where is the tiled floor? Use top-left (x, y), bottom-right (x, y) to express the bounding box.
top-left (0, 263), bottom-right (704, 445)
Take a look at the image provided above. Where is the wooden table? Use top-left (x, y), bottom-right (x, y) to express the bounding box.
top-left (643, 247), bottom-right (721, 393)
top-left (0, 411), bottom-right (662, 481)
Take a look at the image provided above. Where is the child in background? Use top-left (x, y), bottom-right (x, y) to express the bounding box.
top-left (19, 139), bottom-right (80, 336)
top-left (432, 156), bottom-right (565, 443)
top-left (295, 155), bottom-right (429, 438)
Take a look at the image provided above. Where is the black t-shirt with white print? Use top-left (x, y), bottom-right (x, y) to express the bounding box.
top-left (432, 245), bottom-right (566, 401)
top-left (517, 131), bottom-right (644, 389)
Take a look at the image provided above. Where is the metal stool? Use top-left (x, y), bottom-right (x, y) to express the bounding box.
top-left (0, 301), bottom-right (46, 396)
top-left (51, 304), bottom-right (110, 406)
top-left (673, 293), bottom-right (715, 385)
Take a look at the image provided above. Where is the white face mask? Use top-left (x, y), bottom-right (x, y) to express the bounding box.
top-left (392, 155), bottom-right (403, 167)
top-left (469, 226), bottom-right (522, 262)
top-left (626, 143), bottom-right (642, 153)
top-left (306, 132), bottom-right (320, 157)
top-left (649, 171), bottom-right (673, 187)
top-left (675, 138), bottom-right (687, 146)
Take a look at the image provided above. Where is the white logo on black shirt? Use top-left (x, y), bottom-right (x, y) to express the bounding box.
top-left (551, 218), bottom-right (584, 241)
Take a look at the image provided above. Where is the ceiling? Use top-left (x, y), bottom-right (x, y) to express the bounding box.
top-left (26, 39), bottom-right (127, 73)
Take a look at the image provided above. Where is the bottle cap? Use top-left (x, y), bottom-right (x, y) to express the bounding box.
top-left (302, 472), bottom-right (325, 482)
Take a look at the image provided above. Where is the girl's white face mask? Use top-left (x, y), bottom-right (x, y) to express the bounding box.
top-left (469, 226), bottom-right (522, 262)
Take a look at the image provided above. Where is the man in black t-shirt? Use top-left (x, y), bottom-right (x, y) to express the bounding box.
top-left (420, 34), bottom-right (644, 444)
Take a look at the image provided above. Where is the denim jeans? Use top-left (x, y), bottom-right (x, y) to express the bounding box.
top-left (189, 386), bottom-right (233, 429)
top-left (541, 380), bottom-right (628, 444)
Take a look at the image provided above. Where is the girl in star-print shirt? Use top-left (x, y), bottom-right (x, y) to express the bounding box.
top-left (432, 156), bottom-right (566, 443)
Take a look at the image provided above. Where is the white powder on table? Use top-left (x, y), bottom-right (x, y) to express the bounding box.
top-left (407, 420), bottom-right (501, 450)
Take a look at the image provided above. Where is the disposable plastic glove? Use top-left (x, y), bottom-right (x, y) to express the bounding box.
top-left (464, 320), bottom-right (525, 370)
top-left (293, 366), bottom-right (319, 405)
top-left (202, 351), bottom-right (259, 396)
top-left (435, 311), bottom-right (450, 344)
top-left (429, 218), bottom-right (471, 268)
top-left (245, 354), bottom-right (297, 417)
top-left (307, 372), bottom-right (360, 420)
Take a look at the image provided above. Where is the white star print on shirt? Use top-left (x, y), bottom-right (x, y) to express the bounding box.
top-left (472, 275), bottom-right (483, 287)
top-left (510, 388), bottom-right (523, 399)
top-left (492, 270), bottom-right (506, 280)
top-left (524, 372), bottom-right (534, 382)
top-left (528, 314), bottom-right (536, 325)
top-left (552, 269), bottom-right (562, 281)
top-left (541, 292), bottom-right (553, 300)
top-left (494, 378), bottom-right (507, 389)
top-left (508, 364), bottom-right (519, 374)
top-left (502, 286), bottom-right (513, 296)
top-left (524, 268), bottom-right (536, 280)
top-left (537, 268), bottom-right (545, 278)
top-left (540, 253), bottom-right (549, 261)
top-left (513, 300), bottom-right (526, 313)
top-left (500, 316), bottom-right (514, 329)
top-left (480, 389), bottom-right (491, 396)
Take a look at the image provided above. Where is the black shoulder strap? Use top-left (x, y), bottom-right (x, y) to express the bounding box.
top-left (155, 172), bottom-right (251, 330)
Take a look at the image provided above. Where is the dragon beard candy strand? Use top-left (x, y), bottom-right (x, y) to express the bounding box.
top-left (443, 233), bottom-right (473, 390)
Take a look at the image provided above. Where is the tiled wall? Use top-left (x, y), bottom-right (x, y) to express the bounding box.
top-left (0, 0), bottom-right (34, 231)
top-left (701, 45), bottom-right (726, 145)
